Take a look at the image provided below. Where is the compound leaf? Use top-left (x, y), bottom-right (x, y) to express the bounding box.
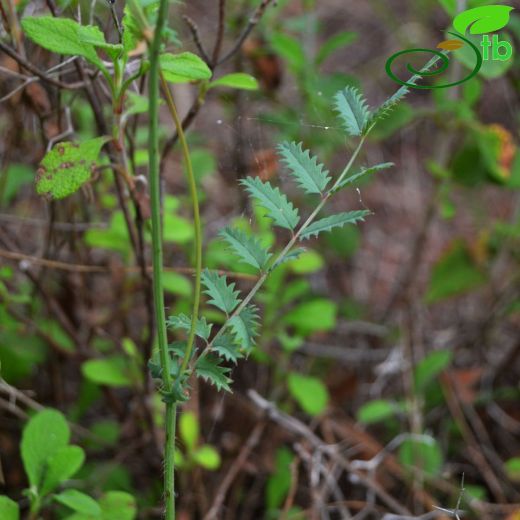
top-left (167, 314), bottom-right (212, 341)
top-left (219, 227), bottom-right (271, 271)
top-left (240, 177), bottom-right (300, 231)
top-left (278, 141), bottom-right (331, 195)
top-left (212, 332), bottom-right (244, 364)
top-left (334, 86), bottom-right (371, 136)
top-left (229, 305), bottom-right (259, 353)
top-left (300, 210), bottom-right (370, 240)
top-left (36, 137), bottom-right (109, 199)
top-left (201, 269), bottom-right (241, 314)
top-left (195, 356), bottom-right (232, 392)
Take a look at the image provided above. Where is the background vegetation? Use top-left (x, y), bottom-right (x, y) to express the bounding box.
top-left (0, 0), bottom-right (519, 518)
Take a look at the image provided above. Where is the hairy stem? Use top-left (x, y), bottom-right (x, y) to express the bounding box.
top-left (147, 0), bottom-right (176, 518)
top-left (160, 74), bottom-right (203, 375)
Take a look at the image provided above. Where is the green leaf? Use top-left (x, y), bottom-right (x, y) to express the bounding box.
top-left (21, 17), bottom-right (105, 71)
top-left (240, 177), bottom-right (300, 231)
top-left (287, 250), bottom-right (324, 274)
top-left (195, 355), bottom-right (232, 392)
top-left (179, 411), bottom-right (199, 451)
top-left (414, 350), bottom-right (453, 391)
top-left (358, 400), bottom-right (399, 424)
top-left (167, 314), bottom-right (212, 341)
top-left (453, 5), bottom-right (514, 35)
top-left (399, 435), bottom-right (443, 476)
top-left (212, 332), bottom-right (244, 363)
top-left (209, 73), bottom-right (258, 90)
top-left (300, 210), bottom-right (370, 240)
top-left (98, 491), bottom-right (136, 520)
top-left (278, 141), bottom-right (331, 195)
top-left (425, 241), bottom-right (486, 302)
top-left (55, 489), bottom-right (101, 516)
top-left (0, 496), bottom-right (19, 520)
top-left (316, 31), bottom-right (357, 65)
top-left (192, 445), bottom-right (221, 470)
top-left (21, 409), bottom-right (70, 489)
top-left (160, 52), bottom-right (212, 83)
top-left (163, 272), bottom-right (192, 296)
top-left (283, 299), bottom-right (337, 336)
top-left (228, 305), bottom-right (259, 352)
top-left (81, 357), bottom-right (133, 388)
top-left (273, 248), bottom-right (306, 269)
top-left (287, 373), bottom-right (329, 415)
top-left (334, 86), bottom-right (371, 136)
top-left (201, 269), bottom-right (241, 314)
top-left (41, 445), bottom-right (85, 494)
top-left (270, 33), bottom-right (306, 72)
top-left (219, 227), bottom-right (271, 271)
top-left (333, 163), bottom-right (394, 192)
top-left (505, 458), bottom-right (520, 482)
top-left (122, 6), bottom-right (141, 53)
top-left (36, 137), bottom-right (109, 199)
top-left (266, 447), bottom-right (293, 510)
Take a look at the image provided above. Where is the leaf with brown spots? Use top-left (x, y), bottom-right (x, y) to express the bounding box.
top-left (36, 137), bottom-right (110, 199)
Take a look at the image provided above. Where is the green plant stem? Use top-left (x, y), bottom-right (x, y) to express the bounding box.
top-left (146, 0), bottom-right (176, 518)
top-left (160, 74), bottom-right (203, 375)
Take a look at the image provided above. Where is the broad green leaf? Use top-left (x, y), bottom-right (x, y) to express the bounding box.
top-left (41, 445), bottom-right (85, 494)
top-left (425, 241), bottom-right (486, 302)
top-left (163, 214), bottom-right (194, 244)
top-left (21, 17), bottom-right (105, 71)
top-left (287, 373), bottom-right (329, 415)
top-left (505, 458), bottom-right (520, 482)
top-left (278, 141), bottom-right (331, 195)
top-left (283, 299), bottom-right (337, 336)
top-left (228, 305), bottom-right (259, 352)
top-left (55, 489), bottom-right (101, 516)
top-left (201, 269), bottom-right (241, 314)
top-left (195, 355), bottom-right (232, 392)
top-left (287, 250), bottom-right (324, 274)
top-left (21, 409), bottom-right (70, 489)
top-left (0, 496), bottom-right (19, 520)
top-left (160, 52), bottom-right (211, 83)
top-left (333, 163), bottom-right (394, 192)
top-left (358, 400), bottom-right (399, 424)
top-left (334, 86), bottom-right (371, 136)
top-left (209, 73), bottom-right (258, 90)
top-left (99, 491), bottom-right (136, 520)
top-left (167, 314), bottom-right (212, 341)
top-left (414, 350), bottom-right (453, 391)
top-left (240, 177), bottom-right (300, 231)
top-left (270, 33), bottom-right (306, 72)
top-left (81, 357), bottom-right (133, 388)
top-left (316, 31), bottom-right (357, 65)
top-left (300, 210), bottom-right (370, 240)
top-left (212, 332), bottom-right (243, 364)
top-left (192, 445), bottom-right (221, 470)
top-left (219, 227), bottom-right (271, 271)
top-left (163, 272), bottom-right (192, 296)
top-left (36, 137), bottom-right (109, 199)
top-left (179, 411), bottom-right (199, 451)
top-left (453, 5), bottom-right (514, 34)
top-left (399, 435), bottom-right (443, 476)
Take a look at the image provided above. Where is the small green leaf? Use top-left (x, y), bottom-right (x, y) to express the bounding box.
top-left (167, 314), bottom-right (212, 342)
top-left (195, 356), bottom-right (233, 392)
top-left (270, 33), bottom-right (306, 72)
top-left (0, 496), bottom-right (19, 520)
top-left (453, 5), bottom-right (514, 35)
top-left (21, 17), bottom-right (105, 71)
top-left (209, 73), bottom-right (258, 90)
top-left (219, 227), bottom-right (271, 271)
top-left (162, 272), bottom-right (192, 297)
top-left (98, 491), bottom-right (136, 520)
top-left (21, 409), bottom-right (70, 489)
top-left (40, 445), bottom-right (85, 494)
top-left (283, 299), bottom-right (337, 336)
top-left (192, 445), bottom-right (221, 470)
top-left (334, 86), bottom-right (371, 136)
top-left (287, 250), bottom-right (324, 274)
top-left (55, 489), bottom-right (101, 516)
top-left (399, 435), bottom-right (443, 476)
top-left (160, 52), bottom-right (212, 83)
top-left (358, 400), bottom-right (399, 424)
top-left (414, 350), bottom-right (453, 391)
top-left (36, 137), bottom-right (109, 199)
top-left (201, 269), bottom-right (241, 314)
top-left (122, 6), bottom-right (141, 53)
top-left (287, 373), bottom-right (329, 415)
top-left (300, 210), bottom-right (370, 240)
top-left (81, 357), bottom-right (133, 388)
top-left (278, 141), bottom-right (331, 195)
top-left (179, 411), bottom-right (199, 452)
top-left (240, 177), bottom-right (300, 231)
top-left (333, 163), bottom-right (394, 192)
top-left (228, 305), bottom-right (259, 352)
top-left (505, 458), bottom-right (520, 482)
top-left (316, 31), bottom-right (357, 65)
top-left (212, 332), bottom-right (244, 363)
